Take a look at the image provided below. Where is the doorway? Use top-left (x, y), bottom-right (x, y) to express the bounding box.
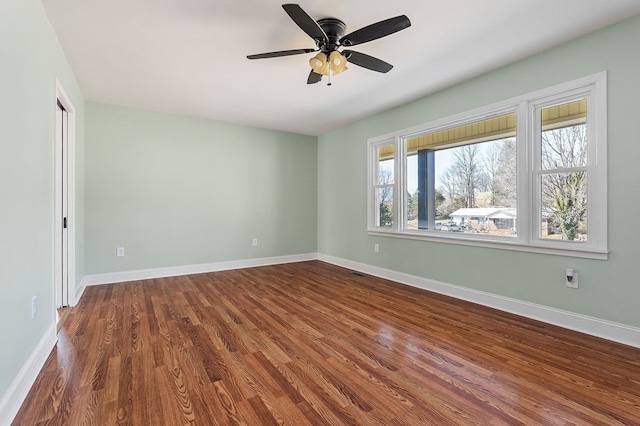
top-left (54, 81), bottom-right (76, 322)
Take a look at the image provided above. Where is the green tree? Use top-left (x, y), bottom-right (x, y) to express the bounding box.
top-left (407, 191), bottom-right (417, 220)
top-left (379, 202), bottom-right (393, 227)
top-left (433, 189), bottom-right (447, 220)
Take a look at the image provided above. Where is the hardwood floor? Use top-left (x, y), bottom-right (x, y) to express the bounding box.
top-left (13, 261), bottom-right (640, 425)
top-left (56, 307), bottom-right (72, 332)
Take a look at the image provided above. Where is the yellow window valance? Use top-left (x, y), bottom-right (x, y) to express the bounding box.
top-left (398, 99), bottom-right (586, 156)
top-left (407, 113), bottom-right (517, 154)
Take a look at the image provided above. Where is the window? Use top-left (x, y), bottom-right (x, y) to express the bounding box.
top-left (368, 72), bottom-right (607, 259)
top-left (537, 99), bottom-right (589, 242)
top-left (371, 141), bottom-right (395, 228)
top-left (405, 112), bottom-right (518, 237)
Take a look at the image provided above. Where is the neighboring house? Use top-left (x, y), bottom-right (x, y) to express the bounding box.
top-left (450, 207), bottom-right (517, 233)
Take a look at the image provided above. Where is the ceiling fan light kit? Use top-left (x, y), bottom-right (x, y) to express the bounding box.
top-left (247, 3), bottom-right (411, 85)
top-left (309, 51), bottom-right (347, 76)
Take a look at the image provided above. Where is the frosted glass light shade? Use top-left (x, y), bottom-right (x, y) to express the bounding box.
top-left (309, 53), bottom-right (328, 75)
top-left (329, 51), bottom-right (348, 75)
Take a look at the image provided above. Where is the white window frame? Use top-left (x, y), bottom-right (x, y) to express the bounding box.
top-left (367, 72), bottom-right (607, 259)
top-left (368, 138), bottom-right (398, 229)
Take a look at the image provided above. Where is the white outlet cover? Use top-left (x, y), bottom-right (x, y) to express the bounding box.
top-left (566, 272), bottom-right (579, 288)
top-left (31, 296), bottom-right (37, 319)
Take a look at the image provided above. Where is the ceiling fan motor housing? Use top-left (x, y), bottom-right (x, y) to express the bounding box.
top-left (316, 18), bottom-right (347, 52)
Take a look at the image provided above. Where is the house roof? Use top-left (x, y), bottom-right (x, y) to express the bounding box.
top-left (41, 1), bottom-right (640, 136)
top-left (488, 211), bottom-right (517, 219)
top-left (451, 208), bottom-right (516, 219)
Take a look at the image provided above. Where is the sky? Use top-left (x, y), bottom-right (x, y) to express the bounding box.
top-left (407, 150), bottom-right (455, 195)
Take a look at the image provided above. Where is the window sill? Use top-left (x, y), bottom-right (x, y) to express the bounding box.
top-left (367, 229), bottom-right (608, 260)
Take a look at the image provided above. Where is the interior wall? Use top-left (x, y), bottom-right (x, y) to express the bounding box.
top-left (85, 102), bottom-right (317, 275)
top-left (317, 14), bottom-right (640, 328)
top-left (0, 0), bottom-right (85, 398)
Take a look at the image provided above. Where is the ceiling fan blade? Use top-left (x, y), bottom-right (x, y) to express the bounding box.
top-left (247, 48), bottom-right (315, 60)
top-left (343, 50), bottom-right (393, 73)
top-left (307, 70), bottom-right (322, 84)
top-left (282, 4), bottom-right (328, 42)
top-left (340, 15), bottom-right (411, 47)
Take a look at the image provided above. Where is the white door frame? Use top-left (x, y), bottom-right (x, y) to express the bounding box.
top-left (54, 80), bottom-right (76, 309)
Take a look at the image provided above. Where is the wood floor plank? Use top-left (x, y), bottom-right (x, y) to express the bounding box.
top-left (12, 261), bottom-right (640, 425)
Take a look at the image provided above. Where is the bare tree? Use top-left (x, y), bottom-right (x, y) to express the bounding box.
top-left (483, 143), bottom-right (501, 200)
top-left (541, 125), bottom-right (587, 169)
top-left (437, 168), bottom-right (459, 217)
top-left (439, 168), bottom-right (458, 203)
top-left (378, 167), bottom-right (393, 204)
top-left (451, 144), bottom-right (483, 208)
top-left (541, 125), bottom-right (588, 240)
top-left (493, 138), bottom-right (517, 207)
top-left (377, 167), bottom-right (394, 226)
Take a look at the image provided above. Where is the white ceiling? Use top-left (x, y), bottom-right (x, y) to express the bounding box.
top-left (42, 0), bottom-right (640, 136)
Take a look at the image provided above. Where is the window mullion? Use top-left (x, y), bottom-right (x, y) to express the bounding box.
top-left (395, 136), bottom-right (404, 232)
top-left (517, 100), bottom-right (532, 244)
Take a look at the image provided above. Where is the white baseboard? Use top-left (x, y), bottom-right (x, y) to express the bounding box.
top-left (0, 325), bottom-right (56, 426)
top-left (82, 253), bottom-right (319, 287)
top-left (75, 277), bottom-right (86, 305)
top-left (318, 253), bottom-right (640, 349)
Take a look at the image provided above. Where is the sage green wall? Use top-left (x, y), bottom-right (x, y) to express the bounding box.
top-left (85, 103), bottom-right (317, 274)
top-left (0, 0), bottom-right (85, 397)
top-left (318, 14), bottom-right (640, 328)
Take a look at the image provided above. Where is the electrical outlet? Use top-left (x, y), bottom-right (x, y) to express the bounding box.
top-left (252, 238), bottom-right (258, 247)
top-left (31, 296), bottom-right (37, 319)
top-left (566, 269), bottom-right (579, 288)
top-left (374, 243), bottom-right (379, 253)
top-left (117, 247), bottom-right (125, 257)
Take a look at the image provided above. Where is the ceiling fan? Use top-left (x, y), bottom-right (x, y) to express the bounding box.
top-left (247, 4), bottom-right (411, 85)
